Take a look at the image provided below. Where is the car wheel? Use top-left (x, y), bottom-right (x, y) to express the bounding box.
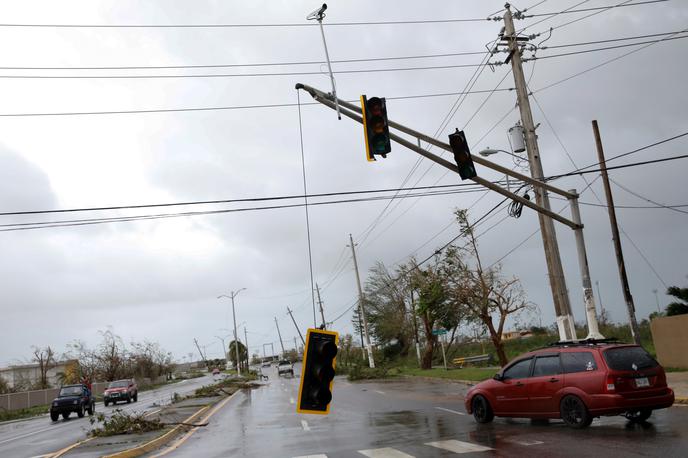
top-left (126, 395), bottom-right (131, 404)
top-left (560, 395), bottom-right (592, 429)
top-left (134, 392), bottom-right (138, 402)
top-left (50, 411), bottom-right (59, 422)
top-left (62, 412), bottom-right (70, 420)
top-left (472, 395), bottom-right (494, 424)
top-left (625, 409), bottom-right (652, 422)
top-left (87, 402), bottom-right (94, 416)
top-left (77, 404), bottom-right (85, 418)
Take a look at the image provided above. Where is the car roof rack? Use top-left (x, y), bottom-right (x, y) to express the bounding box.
top-left (545, 337), bottom-right (623, 348)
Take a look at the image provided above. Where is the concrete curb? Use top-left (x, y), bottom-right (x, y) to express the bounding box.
top-left (51, 437), bottom-right (95, 458)
top-left (100, 404), bottom-right (211, 458)
top-left (675, 397), bottom-right (688, 405)
top-left (400, 374), bottom-right (479, 386)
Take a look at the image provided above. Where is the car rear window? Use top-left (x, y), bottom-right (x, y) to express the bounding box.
top-left (561, 351), bottom-right (597, 373)
top-left (603, 346), bottom-right (658, 371)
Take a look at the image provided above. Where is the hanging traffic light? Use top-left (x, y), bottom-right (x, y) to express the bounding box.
top-left (360, 95), bottom-right (391, 161)
top-left (297, 328), bottom-right (338, 415)
top-left (448, 129), bottom-right (477, 180)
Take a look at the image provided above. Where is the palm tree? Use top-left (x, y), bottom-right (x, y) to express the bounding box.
top-left (665, 286), bottom-right (688, 316)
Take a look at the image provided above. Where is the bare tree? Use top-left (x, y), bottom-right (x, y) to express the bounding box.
top-left (443, 210), bottom-right (534, 366)
top-left (32, 346), bottom-right (56, 389)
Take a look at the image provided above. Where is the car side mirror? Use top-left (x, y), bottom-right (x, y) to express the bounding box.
top-left (493, 373), bottom-right (504, 382)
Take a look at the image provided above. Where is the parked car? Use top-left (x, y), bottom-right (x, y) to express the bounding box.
top-left (103, 379), bottom-right (138, 406)
top-left (50, 384), bottom-right (95, 421)
top-left (277, 360), bottom-right (294, 377)
top-left (464, 340), bottom-right (674, 428)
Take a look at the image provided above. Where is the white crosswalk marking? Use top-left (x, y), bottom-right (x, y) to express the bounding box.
top-left (358, 447), bottom-right (415, 458)
top-left (502, 438), bottom-right (544, 446)
top-left (374, 390), bottom-right (386, 395)
top-left (425, 439), bottom-right (492, 453)
top-left (435, 406), bottom-right (466, 415)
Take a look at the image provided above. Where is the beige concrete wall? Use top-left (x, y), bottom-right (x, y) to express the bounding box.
top-left (650, 314), bottom-right (688, 369)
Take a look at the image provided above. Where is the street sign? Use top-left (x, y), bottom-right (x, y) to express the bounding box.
top-left (432, 329), bottom-right (447, 336)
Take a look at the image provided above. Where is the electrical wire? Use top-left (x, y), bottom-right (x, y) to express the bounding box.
top-left (527, 0), bottom-right (667, 18)
top-left (609, 178), bottom-right (688, 216)
top-left (534, 28), bottom-right (688, 93)
top-left (0, 62), bottom-right (491, 79)
top-left (526, 34), bottom-right (688, 62)
top-left (0, 88), bottom-right (515, 118)
top-left (0, 17), bottom-right (493, 28)
top-left (0, 50), bottom-right (492, 71)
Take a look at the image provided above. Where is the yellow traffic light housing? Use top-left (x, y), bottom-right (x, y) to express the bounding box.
top-left (297, 328), bottom-right (339, 415)
top-left (361, 95), bottom-right (391, 161)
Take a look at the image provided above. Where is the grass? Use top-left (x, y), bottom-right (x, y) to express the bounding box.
top-left (0, 405), bottom-right (49, 423)
top-left (398, 367), bottom-right (497, 382)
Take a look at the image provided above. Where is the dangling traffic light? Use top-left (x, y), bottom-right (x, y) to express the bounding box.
top-left (361, 95), bottom-right (391, 161)
top-left (448, 129), bottom-right (477, 180)
top-left (297, 328), bottom-right (338, 415)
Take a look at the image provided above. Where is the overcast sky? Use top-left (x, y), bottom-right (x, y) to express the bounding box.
top-left (1, 0), bottom-right (686, 366)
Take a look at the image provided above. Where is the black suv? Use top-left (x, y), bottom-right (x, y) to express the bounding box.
top-left (50, 384), bottom-right (95, 421)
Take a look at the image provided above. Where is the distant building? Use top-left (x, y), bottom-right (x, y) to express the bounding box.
top-left (0, 360), bottom-right (77, 390)
top-left (502, 330), bottom-right (534, 341)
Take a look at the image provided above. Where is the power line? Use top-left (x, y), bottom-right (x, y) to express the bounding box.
top-left (551, 153), bottom-right (688, 179)
top-left (0, 182), bottom-right (488, 217)
top-left (0, 17), bottom-right (493, 29)
top-left (0, 61), bottom-right (495, 79)
top-left (0, 188), bottom-right (492, 233)
top-left (609, 178), bottom-right (688, 216)
top-left (0, 88), bottom-right (515, 118)
top-left (534, 28), bottom-right (688, 93)
top-left (526, 34), bottom-right (688, 62)
top-left (0, 50), bottom-right (490, 71)
top-left (527, 0), bottom-right (668, 19)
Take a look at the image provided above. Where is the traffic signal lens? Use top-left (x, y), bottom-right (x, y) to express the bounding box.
top-left (317, 340), bottom-right (338, 359)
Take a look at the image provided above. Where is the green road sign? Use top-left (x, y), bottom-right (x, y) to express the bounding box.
top-left (432, 329), bottom-right (447, 336)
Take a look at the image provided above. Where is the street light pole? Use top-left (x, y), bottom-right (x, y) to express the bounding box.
top-left (218, 288), bottom-right (246, 377)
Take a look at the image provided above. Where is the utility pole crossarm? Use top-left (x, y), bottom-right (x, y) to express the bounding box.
top-left (295, 83), bottom-right (580, 230)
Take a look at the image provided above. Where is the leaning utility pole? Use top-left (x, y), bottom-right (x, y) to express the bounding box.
top-left (193, 338), bottom-right (208, 367)
top-left (410, 290), bottom-right (422, 367)
top-left (315, 283), bottom-right (327, 329)
top-left (244, 327), bottom-right (250, 369)
top-left (503, 5), bottom-right (601, 340)
top-left (287, 307), bottom-right (306, 346)
top-left (275, 317), bottom-right (286, 357)
top-left (592, 120), bottom-right (641, 344)
top-left (348, 234), bottom-right (375, 368)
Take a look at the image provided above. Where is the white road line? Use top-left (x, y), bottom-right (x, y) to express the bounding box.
top-left (502, 438), bottom-right (544, 446)
top-left (435, 406), bottom-right (466, 415)
top-left (425, 439), bottom-right (492, 454)
top-left (301, 419), bottom-right (311, 431)
top-left (293, 455), bottom-right (328, 458)
top-left (290, 397), bottom-right (295, 404)
top-left (0, 424), bottom-right (68, 445)
top-left (358, 446), bottom-right (415, 457)
top-left (374, 390), bottom-right (386, 395)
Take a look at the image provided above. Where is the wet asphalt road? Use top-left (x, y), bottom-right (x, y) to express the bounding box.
top-left (0, 374), bottom-right (214, 458)
top-left (155, 365), bottom-right (688, 458)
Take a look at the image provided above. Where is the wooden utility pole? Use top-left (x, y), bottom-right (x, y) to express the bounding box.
top-left (287, 307), bottom-right (306, 346)
top-left (349, 234), bottom-right (375, 368)
top-left (244, 327), bottom-right (250, 369)
top-left (275, 317), bottom-right (286, 357)
top-left (592, 120), bottom-right (641, 344)
top-left (315, 283), bottom-right (327, 329)
top-left (193, 338), bottom-right (208, 367)
top-left (503, 6), bottom-right (578, 341)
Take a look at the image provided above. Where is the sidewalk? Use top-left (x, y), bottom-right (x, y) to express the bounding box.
top-left (667, 372), bottom-right (688, 403)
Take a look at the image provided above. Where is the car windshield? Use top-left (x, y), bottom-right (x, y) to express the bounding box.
top-left (604, 346), bottom-right (658, 371)
top-left (59, 386), bottom-right (82, 397)
top-left (108, 381), bottom-right (129, 388)
top-left (279, 361), bottom-right (291, 366)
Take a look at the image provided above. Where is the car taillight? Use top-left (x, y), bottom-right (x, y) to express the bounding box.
top-left (606, 375), bottom-right (616, 392)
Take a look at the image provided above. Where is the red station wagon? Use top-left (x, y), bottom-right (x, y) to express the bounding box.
top-left (464, 340), bottom-right (674, 428)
